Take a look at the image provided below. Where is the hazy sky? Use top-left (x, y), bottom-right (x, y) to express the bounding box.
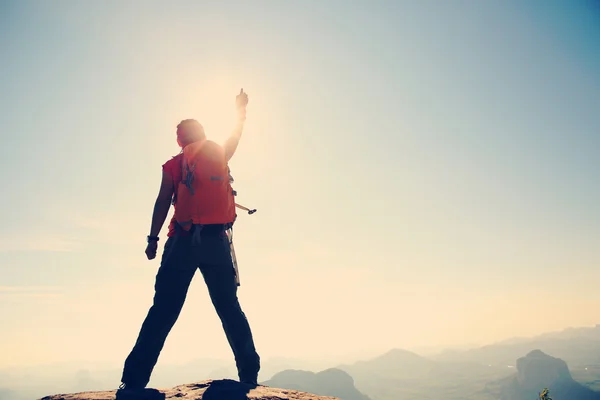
top-left (1, 0), bottom-right (599, 370)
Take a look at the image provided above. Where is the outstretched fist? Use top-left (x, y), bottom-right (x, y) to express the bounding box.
top-left (236, 88), bottom-right (248, 109)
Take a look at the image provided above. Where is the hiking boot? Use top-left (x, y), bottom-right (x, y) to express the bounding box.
top-left (239, 372), bottom-right (258, 387)
top-left (116, 383), bottom-right (145, 399)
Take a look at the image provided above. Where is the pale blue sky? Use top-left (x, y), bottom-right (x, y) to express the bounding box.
top-left (0, 0), bottom-right (599, 369)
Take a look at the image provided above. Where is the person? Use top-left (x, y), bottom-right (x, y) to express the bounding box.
top-left (117, 89), bottom-right (260, 396)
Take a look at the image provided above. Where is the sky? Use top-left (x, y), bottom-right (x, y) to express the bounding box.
top-left (0, 0), bottom-right (599, 372)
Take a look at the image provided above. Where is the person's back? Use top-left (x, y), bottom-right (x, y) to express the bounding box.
top-left (175, 138), bottom-right (236, 230)
top-left (117, 89), bottom-right (260, 398)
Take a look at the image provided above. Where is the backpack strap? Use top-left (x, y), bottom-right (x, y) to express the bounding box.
top-left (171, 152), bottom-right (183, 206)
top-left (181, 140), bottom-right (208, 195)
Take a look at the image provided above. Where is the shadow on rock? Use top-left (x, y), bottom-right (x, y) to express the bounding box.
top-left (115, 388), bottom-right (165, 400)
top-left (202, 379), bottom-right (253, 400)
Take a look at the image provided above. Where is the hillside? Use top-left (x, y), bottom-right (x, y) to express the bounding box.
top-left (262, 368), bottom-right (370, 400)
top-left (484, 350), bottom-right (600, 400)
top-left (337, 348), bottom-right (512, 400)
top-left (340, 349), bottom-right (435, 380)
top-left (336, 346), bottom-right (600, 400)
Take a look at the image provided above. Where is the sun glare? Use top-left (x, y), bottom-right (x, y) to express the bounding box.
top-left (198, 105), bottom-right (237, 145)
top-left (162, 67), bottom-right (275, 160)
top-left (178, 74), bottom-right (245, 146)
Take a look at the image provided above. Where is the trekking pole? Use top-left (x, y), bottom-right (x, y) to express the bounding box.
top-left (229, 202), bottom-right (255, 287)
top-left (225, 228), bottom-right (241, 286)
top-left (235, 203), bottom-right (257, 215)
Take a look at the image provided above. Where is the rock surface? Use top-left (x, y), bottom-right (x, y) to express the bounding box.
top-left (39, 379), bottom-right (340, 400)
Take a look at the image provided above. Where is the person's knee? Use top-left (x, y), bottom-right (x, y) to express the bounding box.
top-left (213, 296), bottom-right (244, 319)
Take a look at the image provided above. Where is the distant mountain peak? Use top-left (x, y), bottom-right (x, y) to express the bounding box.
top-left (494, 351), bottom-right (600, 400)
top-left (373, 348), bottom-right (429, 362)
top-left (525, 349), bottom-right (548, 358)
top-left (264, 368), bottom-right (370, 400)
top-left (516, 350), bottom-right (572, 388)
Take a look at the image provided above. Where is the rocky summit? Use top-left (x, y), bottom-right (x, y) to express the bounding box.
top-left (39, 379), bottom-right (341, 400)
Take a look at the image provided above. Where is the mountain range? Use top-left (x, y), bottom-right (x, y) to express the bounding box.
top-left (434, 324), bottom-right (600, 367)
top-left (4, 324), bottom-right (600, 400)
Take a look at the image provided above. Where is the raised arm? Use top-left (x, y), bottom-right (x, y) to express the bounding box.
top-left (224, 88), bottom-right (249, 162)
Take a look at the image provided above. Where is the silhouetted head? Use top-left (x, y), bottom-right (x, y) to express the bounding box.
top-left (176, 119), bottom-right (206, 148)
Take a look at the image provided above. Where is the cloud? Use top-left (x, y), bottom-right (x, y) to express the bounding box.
top-left (0, 285), bottom-right (63, 297)
top-left (0, 209), bottom-right (146, 254)
top-left (61, 211), bottom-right (146, 246)
top-left (0, 235), bottom-right (80, 253)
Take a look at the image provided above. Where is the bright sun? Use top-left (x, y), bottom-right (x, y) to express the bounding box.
top-left (199, 107), bottom-right (237, 145)
top-left (179, 76), bottom-right (244, 145)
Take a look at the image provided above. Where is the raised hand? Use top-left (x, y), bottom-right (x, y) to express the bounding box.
top-left (236, 88), bottom-right (248, 109)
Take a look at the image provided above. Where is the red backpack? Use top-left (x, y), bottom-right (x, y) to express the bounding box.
top-left (173, 139), bottom-right (236, 230)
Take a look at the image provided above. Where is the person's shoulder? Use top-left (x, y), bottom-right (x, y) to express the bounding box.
top-left (162, 153), bottom-right (183, 171)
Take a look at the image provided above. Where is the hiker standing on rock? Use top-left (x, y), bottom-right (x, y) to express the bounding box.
top-left (117, 89), bottom-right (260, 396)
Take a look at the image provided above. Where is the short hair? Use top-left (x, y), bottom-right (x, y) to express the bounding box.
top-left (176, 119), bottom-right (205, 147)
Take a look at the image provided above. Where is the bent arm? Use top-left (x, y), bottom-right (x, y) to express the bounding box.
top-left (149, 170), bottom-right (175, 238)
